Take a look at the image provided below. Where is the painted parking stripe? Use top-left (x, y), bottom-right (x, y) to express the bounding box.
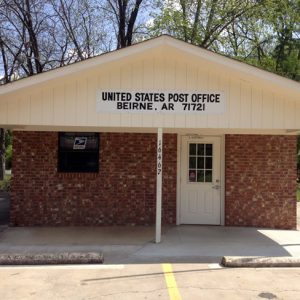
top-left (162, 263), bottom-right (182, 300)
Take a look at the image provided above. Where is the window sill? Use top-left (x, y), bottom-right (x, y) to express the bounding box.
top-left (57, 172), bottom-right (98, 179)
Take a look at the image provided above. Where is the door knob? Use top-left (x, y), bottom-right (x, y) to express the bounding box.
top-left (212, 185), bottom-right (220, 190)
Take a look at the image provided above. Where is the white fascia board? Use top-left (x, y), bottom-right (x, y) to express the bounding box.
top-left (1, 35), bottom-right (299, 95)
top-left (164, 36), bottom-right (300, 94)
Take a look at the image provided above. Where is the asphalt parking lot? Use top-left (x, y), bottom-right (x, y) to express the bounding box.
top-left (0, 199), bottom-right (299, 299)
top-left (1, 263), bottom-right (300, 300)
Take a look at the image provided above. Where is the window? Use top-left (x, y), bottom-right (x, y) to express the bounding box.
top-left (188, 143), bottom-right (213, 182)
top-left (58, 132), bottom-right (99, 173)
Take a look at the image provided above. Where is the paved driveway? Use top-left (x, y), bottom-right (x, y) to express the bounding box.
top-left (1, 263), bottom-right (300, 300)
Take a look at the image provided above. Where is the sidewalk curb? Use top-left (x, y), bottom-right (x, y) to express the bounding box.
top-left (0, 252), bottom-right (104, 265)
top-left (222, 256), bottom-right (300, 268)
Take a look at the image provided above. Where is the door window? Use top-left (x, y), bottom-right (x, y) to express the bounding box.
top-left (188, 143), bottom-right (213, 182)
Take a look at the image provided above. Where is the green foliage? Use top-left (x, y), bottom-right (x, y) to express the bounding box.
top-left (0, 174), bottom-right (11, 191)
top-left (4, 130), bottom-right (12, 170)
top-left (5, 144), bottom-right (12, 170)
top-left (5, 130), bottom-right (12, 148)
top-left (148, 0), bottom-right (300, 81)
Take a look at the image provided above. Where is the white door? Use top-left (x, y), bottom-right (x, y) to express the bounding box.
top-left (180, 136), bottom-right (221, 224)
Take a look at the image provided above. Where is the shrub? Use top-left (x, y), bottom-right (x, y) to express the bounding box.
top-left (0, 175), bottom-right (11, 191)
top-left (5, 144), bottom-right (12, 170)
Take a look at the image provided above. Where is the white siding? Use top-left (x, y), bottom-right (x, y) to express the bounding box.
top-left (0, 45), bottom-right (299, 131)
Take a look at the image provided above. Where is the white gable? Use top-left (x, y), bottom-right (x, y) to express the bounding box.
top-left (0, 35), bottom-right (299, 133)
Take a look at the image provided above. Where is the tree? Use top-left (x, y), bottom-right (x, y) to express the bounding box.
top-left (0, 0), bottom-right (149, 82)
top-left (271, 0), bottom-right (300, 80)
top-left (0, 0), bottom-right (148, 177)
top-left (49, 0), bottom-right (110, 62)
top-left (98, 0), bottom-right (150, 49)
top-left (148, 0), bottom-right (263, 48)
top-left (147, 0), bottom-right (300, 81)
top-left (0, 0), bottom-right (53, 77)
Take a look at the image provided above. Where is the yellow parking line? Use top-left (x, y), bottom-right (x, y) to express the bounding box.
top-left (162, 263), bottom-right (182, 300)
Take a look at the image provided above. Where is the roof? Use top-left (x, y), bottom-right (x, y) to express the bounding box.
top-left (1, 35), bottom-right (300, 95)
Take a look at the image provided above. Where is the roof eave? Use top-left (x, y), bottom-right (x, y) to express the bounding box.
top-left (0, 35), bottom-right (299, 95)
top-left (0, 35), bottom-right (167, 95)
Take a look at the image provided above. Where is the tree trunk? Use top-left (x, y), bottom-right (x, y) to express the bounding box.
top-left (0, 129), bottom-right (5, 181)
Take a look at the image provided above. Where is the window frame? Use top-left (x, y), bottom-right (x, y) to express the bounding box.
top-left (57, 132), bottom-right (100, 173)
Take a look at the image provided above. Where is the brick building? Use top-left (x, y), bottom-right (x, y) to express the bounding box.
top-left (0, 36), bottom-right (299, 241)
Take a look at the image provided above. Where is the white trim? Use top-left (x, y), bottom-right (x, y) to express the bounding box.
top-left (176, 134), bottom-right (181, 225)
top-left (1, 35), bottom-right (299, 96)
top-left (220, 135), bottom-right (225, 226)
top-left (164, 37), bottom-right (300, 94)
top-left (0, 37), bottom-right (164, 95)
top-left (176, 134), bottom-right (224, 225)
top-left (8, 126), bottom-right (294, 135)
top-left (155, 127), bottom-right (163, 243)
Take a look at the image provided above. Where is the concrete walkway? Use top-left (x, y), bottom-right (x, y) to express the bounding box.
top-left (1, 225), bottom-right (300, 264)
top-left (0, 196), bottom-right (299, 264)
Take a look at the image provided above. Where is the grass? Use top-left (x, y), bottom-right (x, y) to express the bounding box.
top-left (297, 184), bottom-right (300, 202)
top-left (0, 174), bottom-right (11, 191)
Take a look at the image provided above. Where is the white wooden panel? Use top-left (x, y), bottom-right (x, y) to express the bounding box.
top-left (175, 58), bottom-right (187, 90)
top-left (284, 100), bottom-right (296, 129)
top-left (197, 63), bottom-right (209, 88)
top-left (86, 75), bottom-right (98, 126)
top-left (0, 97), bottom-right (7, 124)
top-left (52, 84), bottom-right (65, 126)
top-left (64, 81), bottom-right (76, 126)
top-left (296, 99), bottom-right (300, 129)
top-left (131, 59), bottom-right (144, 127)
top-left (19, 94), bottom-right (30, 125)
top-left (120, 64), bottom-right (132, 127)
top-left (262, 91), bottom-right (274, 129)
top-left (76, 78), bottom-right (88, 126)
top-left (172, 56), bottom-right (186, 128)
top-left (163, 56), bottom-right (176, 128)
top-left (108, 69), bottom-right (121, 127)
top-left (141, 57), bottom-right (154, 127)
top-left (7, 96), bottom-right (19, 124)
top-left (229, 79), bottom-right (240, 128)
top-left (206, 71), bottom-right (220, 128)
top-left (240, 81), bottom-right (252, 128)
top-left (30, 91), bottom-right (43, 125)
top-left (152, 54), bottom-right (165, 128)
top-left (273, 94), bottom-right (284, 129)
top-left (174, 60), bottom-right (187, 128)
top-left (97, 73), bottom-right (110, 127)
top-left (195, 66), bottom-right (209, 128)
top-left (1, 45), bottom-right (299, 131)
top-left (218, 73), bottom-right (230, 128)
top-left (251, 87), bottom-right (262, 129)
top-left (185, 64), bottom-right (198, 128)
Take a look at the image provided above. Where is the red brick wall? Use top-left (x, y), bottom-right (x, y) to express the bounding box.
top-left (225, 135), bottom-right (297, 229)
top-left (10, 132), bottom-right (177, 226)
